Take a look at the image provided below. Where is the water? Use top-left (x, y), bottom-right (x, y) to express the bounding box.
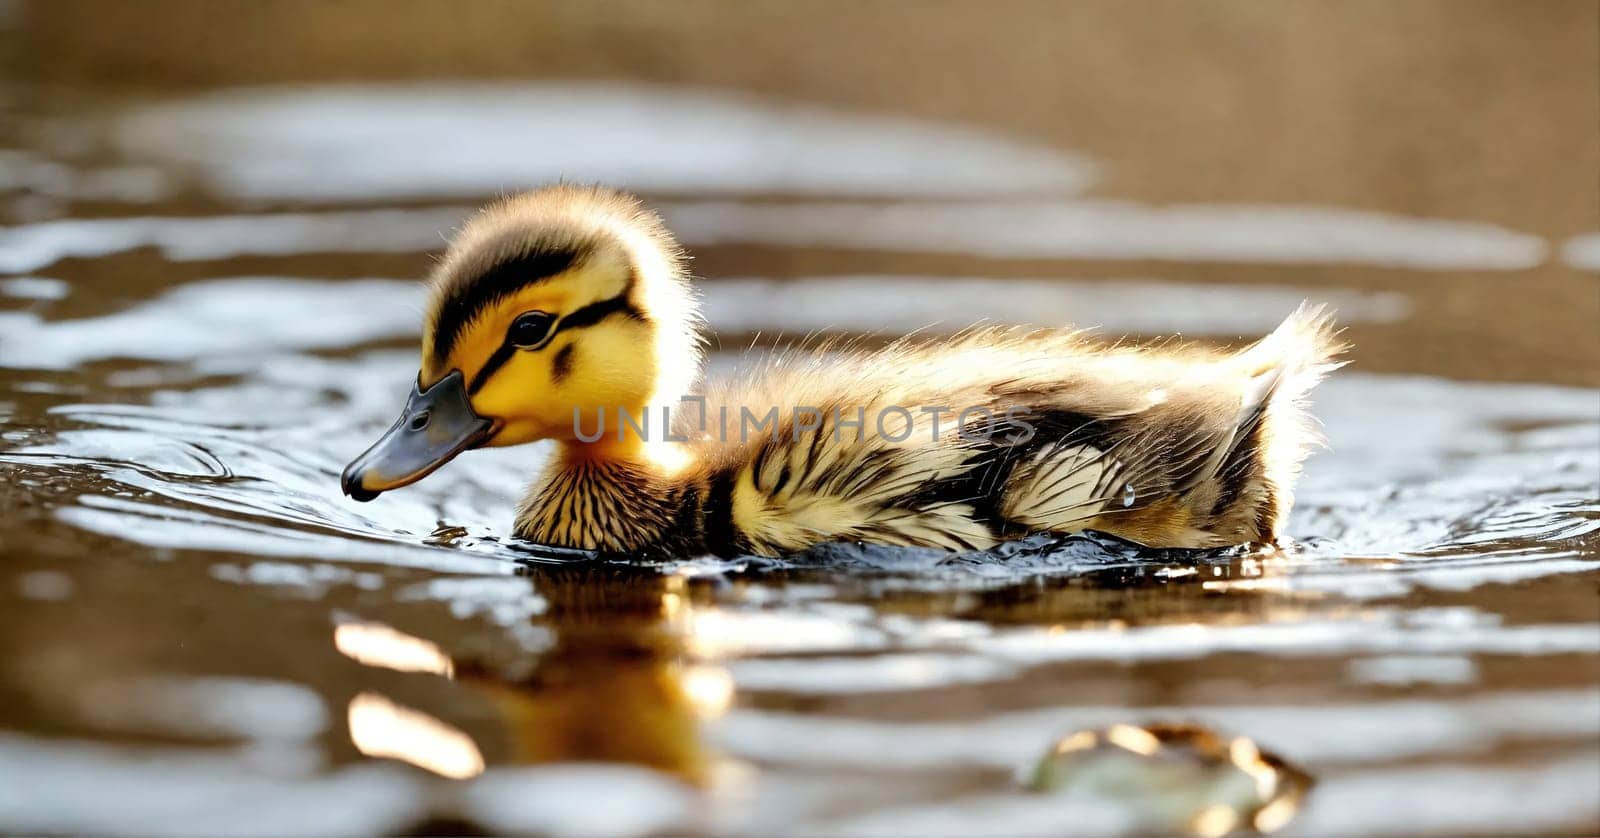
top-left (1, 71), bottom-right (1597, 836)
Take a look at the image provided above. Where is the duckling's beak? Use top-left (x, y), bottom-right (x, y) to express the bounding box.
top-left (341, 370), bottom-right (495, 501)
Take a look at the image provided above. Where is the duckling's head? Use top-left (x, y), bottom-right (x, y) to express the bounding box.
top-left (342, 185), bottom-right (700, 500)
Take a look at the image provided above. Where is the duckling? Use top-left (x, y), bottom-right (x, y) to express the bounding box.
top-left (342, 185), bottom-right (1343, 557)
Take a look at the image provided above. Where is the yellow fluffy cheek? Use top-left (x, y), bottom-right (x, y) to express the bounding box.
top-left (471, 352), bottom-right (560, 446)
top-left (472, 326), bottom-right (658, 446)
top-left (566, 323), bottom-right (657, 405)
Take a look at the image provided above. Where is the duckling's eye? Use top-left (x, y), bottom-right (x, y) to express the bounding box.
top-left (508, 311), bottom-right (555, 348)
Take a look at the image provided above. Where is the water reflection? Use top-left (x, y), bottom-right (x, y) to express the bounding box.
top-left (334, 620), bottom-right (454, 677)
top-left (327, 559), bottom-right (1339, 831)
top-left (1560, 232), bottom-right (1600, 272)
top-left (475, 566), bottom-right (732, 784)
top-left (0, 277), bottom-right (423, 367)
top-left (0, 200), bottom-right (1551, 280)
top-left (108, 83), bottom-right (1097, 200)
top-left (667, 199), bottom-right (1550, 269)
top-left (702, 276), bottom-right (1411, 336)
top-left (347, 691), bottom-right (484, 780)
top-left (0, 209), bottom-right (468, 274)
top-left (333, 566), bottom-right (740, 787)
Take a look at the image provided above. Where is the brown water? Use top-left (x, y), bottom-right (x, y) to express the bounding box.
top-left (2, 8), bottom-right (1599, 835)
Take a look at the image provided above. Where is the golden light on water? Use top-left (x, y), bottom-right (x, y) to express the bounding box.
top-left (334, 621), bottom-right (454, 677)
top-left (1104, 723), bottom-right (1161, 756)
top-left (1191, 803), bottom-right (1240, 838)
top-left (1052, 729), bottom-right (1098, 754)
top-left (677, 603), bottom-right (757, 660)
top-left (657, 589), bottom-right (737, 718)
top-left (1202, 577), bottom-right (1297, 593)
top-left (679, 606), bottom-right (732, 658)
top-left (680, 664), bottom-right (736, 718)
top-left (347, 691), bottom-right (485, 779)
top-left (660, 591), bottom-right (685, 622)
top-left (676, 603), bottom-right (867, 660)
top-left (1230, 735), bottom-right (1280, 800)
top-left (1253, 796), bottom-right (1300, 833)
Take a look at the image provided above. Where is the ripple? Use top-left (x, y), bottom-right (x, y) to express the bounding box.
top-left (703, 276), bottom-right (1411, 336)
top-left (0, 734), bottom-right (422, 837)
top-left (110, 82), bottom-right (1097, 201)
top-left (1561, 232), bottom-right (1600, 273)
top-left (0, 278), bottom-right (424, 368)
top-left (665, 199), bottom-right (1549, 270)
top-left (709, 688), bottom-right (1600, 771)
top-left (0, 209), bottom-right (467, 274)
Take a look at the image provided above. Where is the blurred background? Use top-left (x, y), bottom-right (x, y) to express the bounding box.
top-left (4, 0), bottom-right (1597, 381)
top-left (1, 2), bottom-right (1596, 836)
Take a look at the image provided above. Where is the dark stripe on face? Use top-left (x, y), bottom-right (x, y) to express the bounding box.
top-left (551, 344), bottom-right (576, 384)
top-left (432, 243), bottom-right (587, 364)
top-left (554, 293), bottom-right (646, 332)
top-left (467, 293), bottom-right (648, 394)
top-left (469, 343), bottom-right (518, 395)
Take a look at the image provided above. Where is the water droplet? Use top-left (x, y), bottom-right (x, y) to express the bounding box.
top-left (1122, 484), bottom-right (1136, 507)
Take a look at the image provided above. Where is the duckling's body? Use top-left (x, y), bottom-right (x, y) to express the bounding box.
top-left (344, 186), bottom-right (1343, 557)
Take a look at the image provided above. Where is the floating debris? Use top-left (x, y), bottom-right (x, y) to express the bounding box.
top-left (1029, 722), bottom-right (1312, 836)
top-left (424, 524), bottom-right (471, 546)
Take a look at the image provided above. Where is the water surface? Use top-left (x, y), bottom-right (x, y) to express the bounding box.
top-left (1, 80), bottom-right (1596, 836)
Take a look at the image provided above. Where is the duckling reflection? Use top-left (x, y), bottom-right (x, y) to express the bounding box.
top-left (330, 564), bottom-right (731, 784)
top-left (456, 563), bottom-right (730, 784)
